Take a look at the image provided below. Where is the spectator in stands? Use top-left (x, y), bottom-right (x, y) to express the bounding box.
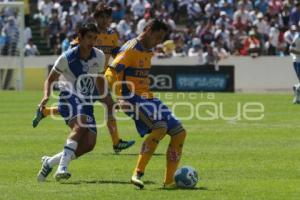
top-left (24, 26), bottom-right (32, 45)
top-left (214, 36), bottom-right (229, 60)
top-left (25, 39), bottom-right (40, 56)
top-left (204, 0), bottom-right (219, 19)
top-left (117, 11), bottom-right (132, 40)
top-left (188, 38), bottom-right (205, 64)
top-left (249, 7), bottom-right (262, 22)
top-left (188, 38), bottom-right (202, 57)
top-left (61, 32), bottom-right (72, 52)
top-left (233, 27), bottom-right (248, 55)
top-left (131, 0), bottom-right (147, 20)
top-left (61, 13), bottom-right (74, 36)
top-left (108, 0), bottom-right (125, 21)
top-left (0, 15), bottom-right (3, 32)
top-left (48, 11), bottom-right (61, 52)
top-left (215, 11), bottom-right (230, 29)
top-left (24, 0), bottom-right (300, 57)
top-left (70, 5), bottom-right (82, 27)
top-left (187, 0), bottom-right (202, 21)
top-left (60, 0), bottom-right (72, 13)
top-left (163, 0), bottom-right (176, 16)
top-left (2, 16), bottom-right (19, 56)
top-left (253, 13), bottom-right (269, 37)
top-left (284, 25), bottom-right (298, 50)
top-left (53, 0), bottom-right (62, 17)
top-left (203, 43), bottom-right (220, 65)
top-left (163, 13), bottom-right (176, 31)
top-left (163, 39), bottom-right (175, 58)
top-left (254, 0), bottom-right (268, 14)
top-left (228, 29), bottom-right (239, 54)
top-left (219, 0), bottom-right (234, 18)
top-left (238, 0), bottom-right (253, 11)
top-left (233, 3), bottom-right (251, 28)
top-left (284, 0), bottom-right (295, 8)
top-left (77, 0), bottom-right (89, 15)
top-left (252, 24), bottom-right (265, 53)
top-left (289, 2), bottom-right (300, 26)
top-left (35, 0), bottom-right (53, 37)
top-left (267, 23), bottom-right (280, 55)
top-left (279, 5), bottom-right (289, 28)
top-left (173, 33), bottom-right (187, 56)
top-left (215, 23), bottom-right (230, 48)
top-left (268, 0), bottom-right (283, 17)
top-left (38, 0), bottom-right (53, 20)
top-left (200, 20), bottom-right (215, 45)
top-left (136, 12), bottom-right (151, 34)
top-left (240, 30), bottom-right (261, 57)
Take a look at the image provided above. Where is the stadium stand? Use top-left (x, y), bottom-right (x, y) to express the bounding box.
top-left (1, 0), bottom-right (300, 59)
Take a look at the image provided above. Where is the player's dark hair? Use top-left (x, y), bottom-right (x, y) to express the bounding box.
top-left (93, 3), bottom-right (112, 19)
top-left (144, 19), bottom-right (169, 33)
top-left (78, 22), bottom-right (99, 37)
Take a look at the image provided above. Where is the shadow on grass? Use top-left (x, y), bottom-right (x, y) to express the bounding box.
top-left (61, 179), bottom-right (156, 185)
top-left (156, 186), bottom-right (209, 191)
top-left (101, 153), bottom-right (164, 156)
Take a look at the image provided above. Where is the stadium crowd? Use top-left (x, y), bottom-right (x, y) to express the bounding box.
top-left (1, 0), bottom-right (300, 62)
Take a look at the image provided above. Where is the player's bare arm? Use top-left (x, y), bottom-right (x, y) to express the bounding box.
top-left (39, 69), bottom-right (60, 108)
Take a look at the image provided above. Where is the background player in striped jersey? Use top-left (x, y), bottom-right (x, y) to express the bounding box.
top-left (37, 22), bottom-right (115, 181)
top-left (32, 3), bottom-right (135, 153)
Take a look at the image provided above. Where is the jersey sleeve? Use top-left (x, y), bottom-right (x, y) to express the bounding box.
top-left (110, 50), bottom-right (132, 73)
top-left (53, 54), bottom-right (68, 74)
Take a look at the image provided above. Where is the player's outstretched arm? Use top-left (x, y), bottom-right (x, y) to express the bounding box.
top-left (39, 69), bottom-right (60, 107)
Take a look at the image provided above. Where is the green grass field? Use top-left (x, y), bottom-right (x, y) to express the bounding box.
top-left (0, 91), bottom-right (300, 200)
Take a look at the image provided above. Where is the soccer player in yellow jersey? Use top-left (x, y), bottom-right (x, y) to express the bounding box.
top-left (32, 3), bottom-right (135, 153)
top-left (105, 19), bottom-right (187, 189)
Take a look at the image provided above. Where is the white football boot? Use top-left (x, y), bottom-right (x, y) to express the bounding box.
top-left (37, 156), bottom-right (52, 182)
top-left (54, 166), bottom-right (71, 181)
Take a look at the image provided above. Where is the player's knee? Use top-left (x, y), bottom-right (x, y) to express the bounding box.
top-left (170, 129), bottom-right (186, 147)
top-left (177, 130), bottom-right (187, 139)
top-left (168, 124), bottom-right (186, 138)
top-left (86, 140), bottom-right (96, 153)
top-left (175, 130), bottom-right (187, 143)
top-left (151, 127), bottom-right (168, 142)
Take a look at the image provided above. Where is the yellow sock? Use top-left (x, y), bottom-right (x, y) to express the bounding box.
top-left (164, 131), bottom-right (186, 185)
top-left (134, 128), bottom-right (167, 174)
top-left (42, 107), bottom-right (59, 117)
top-left (107, 119), bottom-right (120, 145)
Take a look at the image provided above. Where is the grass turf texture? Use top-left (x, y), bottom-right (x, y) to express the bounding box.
top-left (0, 91), bottom-right (299, 200)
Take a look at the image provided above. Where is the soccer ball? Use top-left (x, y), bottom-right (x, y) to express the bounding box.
top-left (174, 166), bottom-right (198, 188)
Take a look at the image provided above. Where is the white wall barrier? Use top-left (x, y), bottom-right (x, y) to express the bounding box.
top-left (1, 56), bottom-right (296, 92)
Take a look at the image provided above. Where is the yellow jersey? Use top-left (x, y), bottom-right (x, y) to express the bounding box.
top-left (71, 28), bottom-right (119, 70)
top-left (105, 38), bottom-right (154, 99)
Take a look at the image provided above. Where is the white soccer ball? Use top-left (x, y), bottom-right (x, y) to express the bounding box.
top-left (174, 166), bottom-right (198, 188)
